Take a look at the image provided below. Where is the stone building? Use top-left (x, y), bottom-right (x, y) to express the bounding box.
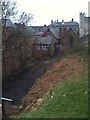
top-left (33, 36), bottom-right (56, 59)
top-left (48, 19), bottom-right (79, 35)
top-left (31, 19), bottom-right (79, 37)
top-left (79, 12), bottom-right (90, 37)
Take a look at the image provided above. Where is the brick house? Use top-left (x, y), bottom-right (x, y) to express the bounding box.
top-left (33, 35), bottom-right (58, 59)
top-left (32, 20), bottom-right (79, 59)
top-left (42, 27), bottom-right (62, 53)
top-left (42, 27), bottom-right (60, 40)
top-left (33, 26), bottom-right (63, 59)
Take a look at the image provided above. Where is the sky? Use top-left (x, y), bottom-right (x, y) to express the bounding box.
top-left (15, 0), bottom-right (89, 26)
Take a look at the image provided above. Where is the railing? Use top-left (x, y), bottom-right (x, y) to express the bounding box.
top-left (1, 97), bottom-right (13, 116)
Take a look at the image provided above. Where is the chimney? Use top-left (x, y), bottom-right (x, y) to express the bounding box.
top-left (57, 19), bottom-right (58, 23)
top-left (80, 12), bottom-right (82, 15)
top-left (62, 20), bottom-right (64, 24)
top-left (62, 19), bottom-right (64, 23)
top-left (44, 24), bottom-right (46, 27)
top-left (51, 20), bottom-right (53, 24)
top-left (72, 18), bottom-right (74, 22)
top-left (83, 13), bottom-right (86, 17)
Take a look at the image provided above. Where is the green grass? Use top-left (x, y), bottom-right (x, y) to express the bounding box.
top-left (14, 73), bottom-right (88, 118)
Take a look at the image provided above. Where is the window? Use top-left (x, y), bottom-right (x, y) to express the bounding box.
top-left (36, 45), bottom-right (50, 50)
top-left (42, 45), bottom-right (48, 50)
top-left (36, 45), bottom-right (40, 50)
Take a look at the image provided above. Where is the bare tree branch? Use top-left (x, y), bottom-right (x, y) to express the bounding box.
top-left (18, 12), bottom-right (34, 26)
top-left (1, 0), bottom-right (17, 32)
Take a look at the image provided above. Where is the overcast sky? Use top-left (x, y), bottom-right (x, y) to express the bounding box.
top-left (15, 0), bottom-right (89, 26)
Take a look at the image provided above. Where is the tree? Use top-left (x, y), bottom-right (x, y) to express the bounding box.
top-left (1, 0), bottom-right (17, 31)
top-left (69, 35), bottom-right (74, 48)
top-left (17, 12), bottom-right (33, 26)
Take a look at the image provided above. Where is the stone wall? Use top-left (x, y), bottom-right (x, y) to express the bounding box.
top-left (79, 13), bottom-right (89, 37)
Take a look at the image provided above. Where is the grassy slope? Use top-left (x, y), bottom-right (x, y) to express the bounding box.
top-left (16, 74), bottom-right (88, 118)
top-left (14, 36), bottom-right (88, 118)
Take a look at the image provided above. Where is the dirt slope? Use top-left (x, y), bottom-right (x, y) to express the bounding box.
top-left (21, 53), bottom-right (87, 111)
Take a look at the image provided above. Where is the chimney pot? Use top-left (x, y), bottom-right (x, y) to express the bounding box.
top-left (72, 18), bottom-right (74, 22)
top-left (44, 24), bottom-right (46, 26)
top-left (62, 19), bottom-right (64, 23)
top-left (51, 20), bottom-right (53, 24)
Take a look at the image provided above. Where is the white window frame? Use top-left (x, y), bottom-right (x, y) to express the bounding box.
top-left (42, 45), bottom-right (48, 50)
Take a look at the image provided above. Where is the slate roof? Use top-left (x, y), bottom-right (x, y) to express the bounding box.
top-left (49, 21), bottom-right (79, 27)
top-left (70, 28), bottom-right (79, 38)
top-left (31, 26), bottom-right (48, 32)
top-left (62, 28), bottom-right (79, 40)
top-left (49, 27), bottom-right (60, 39)
top-left (34, 36), bottom-right (53, 45)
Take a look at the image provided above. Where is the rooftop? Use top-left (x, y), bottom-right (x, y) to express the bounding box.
top-left (34, 36), bottom-right (53, 45)
top-left (49, 19), bottom-right (79, 27)
top-left (47, 27), bottom-right (60, 39)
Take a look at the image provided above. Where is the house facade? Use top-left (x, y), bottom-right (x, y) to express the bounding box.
top-left (33, 35), bottom-right (58, 59)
